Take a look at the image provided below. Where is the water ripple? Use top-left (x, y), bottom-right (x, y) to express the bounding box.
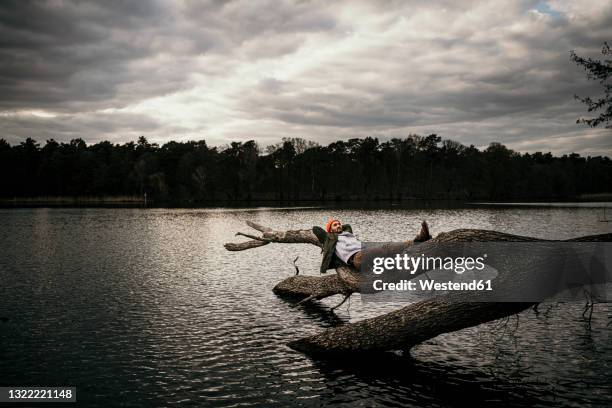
top-left (0, 207), bottom-right (611, 407)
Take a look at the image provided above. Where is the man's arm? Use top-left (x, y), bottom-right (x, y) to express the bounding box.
top-left (312, 226), bottom-right (327, 244)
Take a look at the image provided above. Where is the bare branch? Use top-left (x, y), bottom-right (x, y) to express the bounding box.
top-left (293, 256), bottom-right (300, 276)
top-left (224, 221), bottom-right (320, 250)
top-left (246, 220), bottom-right (273, 233)
top-left (235, 232), bottom-right (271, 242)
top-left (297, 295), bottom-right (316, 305)
top-left (224, 240), bottom-right (269, 251)
top-left (330, 294), bottom-right (351, 311)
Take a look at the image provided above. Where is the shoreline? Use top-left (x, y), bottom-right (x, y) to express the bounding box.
top-left (1, 195), bottom-right (612, 209)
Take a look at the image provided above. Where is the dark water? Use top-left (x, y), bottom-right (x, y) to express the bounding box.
top-left (1, 207), bottom-right (611, 407)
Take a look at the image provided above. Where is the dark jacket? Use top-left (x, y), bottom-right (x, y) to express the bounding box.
top-left (312, 224), bottom-right (353, 273)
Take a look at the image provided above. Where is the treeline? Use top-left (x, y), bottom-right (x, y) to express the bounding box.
top-left (1, 135), bottom-right (611, 202)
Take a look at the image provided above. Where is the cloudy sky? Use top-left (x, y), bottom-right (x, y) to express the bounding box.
top-left (1, 0), bottom-right (611, 155)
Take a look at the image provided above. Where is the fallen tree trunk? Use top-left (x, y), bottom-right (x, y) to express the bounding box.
top-left (225, 222), bottom-right (612, 355)
top-left (289, 300), bottom-right (532, 354)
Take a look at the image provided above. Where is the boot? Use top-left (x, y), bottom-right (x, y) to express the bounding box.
top-left (414, 220), bottom-right (431, 242)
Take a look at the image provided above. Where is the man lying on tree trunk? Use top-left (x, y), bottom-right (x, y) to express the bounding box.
top-left (312, 219), bottom-right (432, 273)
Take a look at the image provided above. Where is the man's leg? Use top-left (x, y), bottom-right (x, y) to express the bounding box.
top-left (351, 251), bottom-right (363, 270)
top-left (352, 221), bottom-right (431, 271)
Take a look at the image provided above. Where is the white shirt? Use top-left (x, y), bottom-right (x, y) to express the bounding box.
top-left (334, 231), bottom-right (362, 263)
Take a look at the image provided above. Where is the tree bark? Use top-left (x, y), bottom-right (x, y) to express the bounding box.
top-left (225, 222), bottom-right (612, 355)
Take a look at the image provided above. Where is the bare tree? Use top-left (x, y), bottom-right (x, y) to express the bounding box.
top-left (225, 222), bottom-right (611, 355)
top-left (571, 42), bottom-right (612, 128)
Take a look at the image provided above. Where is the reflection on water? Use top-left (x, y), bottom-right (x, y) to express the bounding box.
top-left (0, 206), bottom-right (611, 407)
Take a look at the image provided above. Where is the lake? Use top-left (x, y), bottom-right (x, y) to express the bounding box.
top-left (1, 205), bottom-right (611, 407)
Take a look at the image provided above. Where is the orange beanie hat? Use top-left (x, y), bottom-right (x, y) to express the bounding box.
top-left (325, 219), bottom-right (340, 232)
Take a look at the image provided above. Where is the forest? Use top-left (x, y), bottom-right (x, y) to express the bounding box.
top-left (1, 134), bottom-right (611, 203)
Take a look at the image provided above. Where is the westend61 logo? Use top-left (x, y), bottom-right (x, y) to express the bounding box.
top-left (372, 253), bottom-right (488, 275)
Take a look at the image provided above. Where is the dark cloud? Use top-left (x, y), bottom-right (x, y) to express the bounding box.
top-left (0, 0), bottom-right (611, 155)
top-left (0, 1), bottom-right (170, 110)
top-left (0, 0), bottom-right (336, 112)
